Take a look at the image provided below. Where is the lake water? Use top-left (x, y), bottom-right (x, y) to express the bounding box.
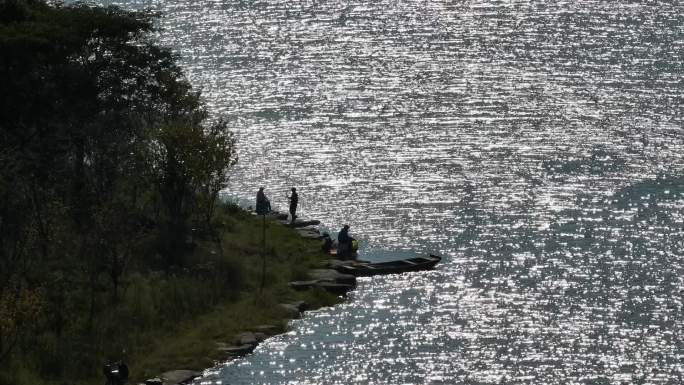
top-left (107, 0), bottom-right (684, 383)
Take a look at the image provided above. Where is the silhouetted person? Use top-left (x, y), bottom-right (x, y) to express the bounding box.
top-left (256, 187), bottom-right (271, 215)
top-left (321, 232), bottom-right (333, 253)
top-left (337, 224), bottom-right (355, 259)
top-left (288, 187), bottom-right (298, 223)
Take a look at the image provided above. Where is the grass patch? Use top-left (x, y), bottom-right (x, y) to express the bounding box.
top-left (124, 210), bottom-right (342, 383)
top-left (1, 205), bottom-right (342, 385)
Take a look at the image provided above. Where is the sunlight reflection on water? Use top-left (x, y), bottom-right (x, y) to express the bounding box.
top-left (105, 0), bottom-right (684, 383)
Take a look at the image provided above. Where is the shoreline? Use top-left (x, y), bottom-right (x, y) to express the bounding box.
top-left (136, 209), bottom-right (355, 385)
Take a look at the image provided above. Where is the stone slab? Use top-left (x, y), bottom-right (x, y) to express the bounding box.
top-left (308, 269), bottom-right (357, 285)
top-left (278, 303), bottom-right (301, 318)
top-left (233, 332), bottom-right (257, 346)
top-left (252, 324), bottom-right (279, 334)
top-left (161, 370), bottom-right (200, 385)
top-left (217, 344), bottom-right (256, 356)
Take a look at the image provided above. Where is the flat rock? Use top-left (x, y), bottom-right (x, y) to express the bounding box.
top-left (289, 280), bottom-right (319, 291)
top-left (253, 324), bottom-right (279, 334)
top-left (161, 370), bottom-right (200, 385)
top-left (278, 303), bottom-right (301, 318)
top-left (289, 300), bottom-right (309, 312)
top-left (327, 259), bottom-right (370, 274)
top-left (278, 219), bottom-right (321, 228)
top-left (253, 332), bottom-right (268, 342)
top-left (233, 332), bottom-right (257, 346)
top-left (297, 225), bottom-right (320, 233)
top-left (325, 260), bottom-right (358, 269)
top-left (268, 212), bottom-right (289, 221)
top-left (292, 219), bottom-right (321, 227)
top-left (296, 229), bottom-right (324, 239)
top-left (290, 279), bottom-right (355, 295)
top-left (314, 282), bottom-right (355, 295)
top-left (217, 344), bottom-right (256, 356)
top-left (308, 269), bottom-right (357, 285)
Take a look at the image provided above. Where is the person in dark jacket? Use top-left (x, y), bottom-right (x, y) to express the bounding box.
top-left (337, 224), bottom-right (355, 259)
top-left (321, 232), bottom-right (333, 253)
top-left (288, 187), bottom-right (298, 223)
top-left (256, 187), bottom-right (271, 215)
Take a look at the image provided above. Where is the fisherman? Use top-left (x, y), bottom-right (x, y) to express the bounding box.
top-left (288, 187), bottom-right (298, 224)
top-left (255, 187), bottom-right (271, 215)
top-left (337, 225), bottom-right (355, 259)
top-left (321, 232), bottom-right (333, 253)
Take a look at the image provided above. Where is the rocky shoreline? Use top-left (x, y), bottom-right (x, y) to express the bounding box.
top-left (138, 212), bottom-right (357, 385)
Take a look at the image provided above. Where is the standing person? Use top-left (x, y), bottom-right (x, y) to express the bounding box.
top-left (256, 187), bottom-right (271, 215)
top-left (288, 187), bottom-right (298, 224)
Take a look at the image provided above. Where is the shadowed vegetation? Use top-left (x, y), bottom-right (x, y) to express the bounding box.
top-left (0, 1), bottom-right (339, 384)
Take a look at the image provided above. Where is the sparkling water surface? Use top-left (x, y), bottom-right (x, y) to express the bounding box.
top-left (105, 0), bottom-right (684, 383)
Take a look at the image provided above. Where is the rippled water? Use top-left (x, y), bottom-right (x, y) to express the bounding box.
top-left (104, 0), bottom-right (684, 383)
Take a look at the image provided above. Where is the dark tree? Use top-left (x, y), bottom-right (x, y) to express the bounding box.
top-left (0, 0), bottom-right (238, 376)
